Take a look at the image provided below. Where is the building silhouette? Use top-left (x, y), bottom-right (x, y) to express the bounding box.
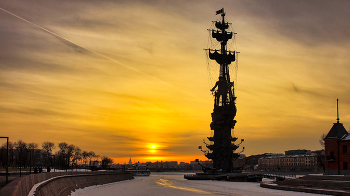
top-left (324, 100), bottom-right (350, 174)
top-left (200, 8), bottom-right (243, 173)
top-left (258, 152), bottom-right (321, 172)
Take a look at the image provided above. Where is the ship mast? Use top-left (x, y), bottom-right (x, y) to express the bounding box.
top-left (201, 8), bottom-right (243, 173)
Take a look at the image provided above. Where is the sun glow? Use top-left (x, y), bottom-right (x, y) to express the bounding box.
top-left (148, 143), bottom-right (158, 154)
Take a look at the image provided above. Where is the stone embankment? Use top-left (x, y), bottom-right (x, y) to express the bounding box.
top-left (0, 171), bottom-right (133, 196)
top-left (260, 175), bottom-right (350, 196)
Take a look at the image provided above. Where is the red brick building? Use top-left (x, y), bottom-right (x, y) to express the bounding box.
top-left (324, 121), bottom-right (350, 175)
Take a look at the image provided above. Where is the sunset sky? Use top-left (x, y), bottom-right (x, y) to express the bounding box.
top-left (0, 0), bottom-right (349, 164)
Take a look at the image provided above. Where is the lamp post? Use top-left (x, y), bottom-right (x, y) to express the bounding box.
top-left (66, 154), bottom-right (68, 172)
top-left (0, 137), bottom-right (9, 184)
top-left (50, 155), bottom-right (55, 172)
top-left (27, 150), bottom-right (32, 174)
top-left (15, 146), bottom-right (22, 177)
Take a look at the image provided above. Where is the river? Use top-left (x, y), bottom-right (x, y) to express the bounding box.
top-left (71, 172), bottom-right (323, 196)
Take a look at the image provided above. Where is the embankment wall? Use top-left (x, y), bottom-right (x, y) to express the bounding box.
top-left (260, 181), bottom-right (350, 196)
top-left (0, 172), bottom-right (133, 196)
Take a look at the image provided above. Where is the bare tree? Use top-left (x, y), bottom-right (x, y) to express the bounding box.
top-left (42, 141), bottom-right (55, 167)
top-left (0, 141), bottom-right (14, 168)
top-left (56, 142), bottom-right (82, 170)
top-left (87, 151), bottom-right (96, 167)
top-left (28, 143), bottom-right (38, 150)
top-left (71, 146), bottom-right (82, 171)
top-left (101, 156), bottom-right (113, 169)
top-left (27, 142), bottom-right (38, 167)
top-left (42, 141), bottom-right (55, 153)
top-left (319, 133), bottom-right (326, 147)
top-left (66, 144), bottom-right (77, 169)
top-left (82, 151), bottom-right (89, 170)
top-left (316, 150), bottom-right (325, 173)
top-left (56, 142), bottom-right (69, 169)
top-left (316, 134), bottom-right (327, 173)
top-left (14, 140), bottom-right (28, 168)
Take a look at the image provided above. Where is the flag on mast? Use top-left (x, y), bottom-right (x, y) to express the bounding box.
top-left (216, 8), bottom-right (224, 15)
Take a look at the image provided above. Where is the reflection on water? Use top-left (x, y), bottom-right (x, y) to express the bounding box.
top-left (156, 178), bottom-right (213, 194)
top-left (154, 174), bottom-right (249, 196)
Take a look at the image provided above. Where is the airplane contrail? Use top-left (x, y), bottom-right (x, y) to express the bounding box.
top-left (0, 7), bottom-right (201, 99)
top-left (0, 8), bottom-right (144, 74)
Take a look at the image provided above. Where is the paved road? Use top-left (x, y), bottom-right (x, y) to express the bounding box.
top-left (71, 172), bottom-right (323, 196)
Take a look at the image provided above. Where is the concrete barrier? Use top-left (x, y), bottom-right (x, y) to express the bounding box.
top-left (0, 172), bottom-right (133, 196)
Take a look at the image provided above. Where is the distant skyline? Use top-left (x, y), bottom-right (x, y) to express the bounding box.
top-left (1, 0), bottom-right (350, 164)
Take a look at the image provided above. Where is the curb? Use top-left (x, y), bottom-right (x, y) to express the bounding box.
top-left (0, 172), bottom-right (133, 196)
top-left (34, 173), bottom-right (133, 196)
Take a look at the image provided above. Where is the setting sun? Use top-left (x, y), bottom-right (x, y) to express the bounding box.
top-left (148, 144), bottom-right (158, 154)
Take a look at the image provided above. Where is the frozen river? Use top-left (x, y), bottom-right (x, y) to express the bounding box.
top-left (71, 172), bottom-right (323, 196)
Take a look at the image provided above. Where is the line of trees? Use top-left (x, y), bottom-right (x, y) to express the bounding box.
top-left (0, 140), bottom-right (113, 170)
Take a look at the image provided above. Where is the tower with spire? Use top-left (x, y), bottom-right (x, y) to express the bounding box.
top-left (128, 157), bottom-right (132, 165)
top-left (324, 99), bottom-right (347, 140)
top-left (324, 99), bottom-right (350, 175)
top-left (200, 8), bottom-right (244, 173)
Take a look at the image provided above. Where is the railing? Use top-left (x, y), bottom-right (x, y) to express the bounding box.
top-left (244, 171), bottom-right (299, 182)
top-left (262, 173), bottom-right (296, 180)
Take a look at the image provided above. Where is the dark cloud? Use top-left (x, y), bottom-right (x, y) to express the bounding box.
top-left (0, 106), bottom-right (70, 117)
top-left (236, 0), bottom-right (350, 46)
top-left (87, 129), bottom-right (141, 145)
top-left (0, 58), bottom-right (78, 74)
top-left (72, 127), bottom-right (144, 157)
top-left (138, 42), bottom-right (155, 55)
top-left (288, 83), bottom-right (324, 97)
top-left (0, 78), bottom-right (86, 112)
top-left (156, 131), bottom-right (206, 155)
top-left (291, 83), bottom-right (299, 92)
top-left (54, 36), bottom-right (92, 54)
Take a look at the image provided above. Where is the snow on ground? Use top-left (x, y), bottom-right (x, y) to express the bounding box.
top-left (28, 175), bottom-right (74, 196)
top-left (71, 172), bottom-right (324, 196)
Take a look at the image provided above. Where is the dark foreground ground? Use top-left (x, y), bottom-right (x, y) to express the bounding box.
top-left (0, 171), bottom-right (34, 190)
top-left (277, 175), bottom-right (350, 191)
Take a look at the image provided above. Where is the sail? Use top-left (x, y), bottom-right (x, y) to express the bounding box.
top-left (205, 152), bottom-right (215, 159)
top-left (212, 30), bottom-right (233, 42)
top-left (215, 21), bottom-right (229, 30)
top-left (206, 144), bottom-right (216, 150)
top-left (209, 50), bottom-right (235, 65)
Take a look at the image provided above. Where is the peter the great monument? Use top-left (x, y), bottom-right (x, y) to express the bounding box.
top-left (185, 8), bottom-right (244, 179)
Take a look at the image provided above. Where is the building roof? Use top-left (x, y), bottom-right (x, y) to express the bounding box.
top-left (324, 122), bottom-right (348, 139)
top-left (342, 134), bottom-right (350, 140)
top-left (285, 149), bottom-right (311, 155)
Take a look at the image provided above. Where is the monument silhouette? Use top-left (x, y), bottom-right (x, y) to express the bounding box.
top-left (200, 8), bottom-right (244, 173)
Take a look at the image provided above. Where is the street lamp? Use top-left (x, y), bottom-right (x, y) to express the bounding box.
top-left (66, 154), bottom-right (68, 172)
top-left (27, 150), bottom-right (32, 174)
top-left (15, 146), bottom-right (22, 177)
top-left (50, 155), bottom-right (55, 172)
top-left (0, 137), bottom-right (9, 184)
